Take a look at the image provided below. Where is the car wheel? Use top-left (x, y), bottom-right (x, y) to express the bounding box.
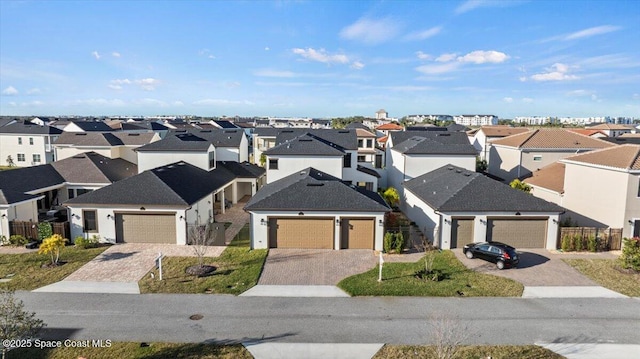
top-left (465, 250), bottom-right (474, 259)
top-left (496, 260), bottom-right (505, 270)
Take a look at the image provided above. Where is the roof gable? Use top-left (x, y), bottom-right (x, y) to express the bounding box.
top-left (265, 133), bottom-right (345, 156)
top-left (562, 144), bottom-right (640, 170)
top-left (491, 129), bottom-right (615, 149)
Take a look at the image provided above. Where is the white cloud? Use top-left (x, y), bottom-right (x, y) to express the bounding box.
top-left (292, 48), bottom-right (349, 64)
top-left (26, 88), bottom-right (41, 95)
top-left (435, 53), bottom-right (457, 62)
top-left (173, 101), bottom-right (184, 106)
top-left (75, 98), bottom-right (127, 107)
top-left (339, 17), bottom-right (401, 45)
top-left (416, 62), bottom-right (460, 75)
top-left (265, 47), bottom-right (270, 51)
top-left (416, 51), bottom-right (431, 60)
top-left (192, 99), bottom-right (254, 106)
top-left (135, 78), bottom-right (159, 91)
top-left (134, 98), bottom-right (168, 107)
top-left (530, 63), bottom-right (579, 82)
top-left (254, 69), bottom-right (297, 78)
top-left (519, 76), bottom-right (527, 82)
top-left (591, 94), bottom-right (599, 101)
top-left (2, 86), bottom-right (19, 95)
top-left (350, 61), bottom-right (365, 70)
top-left (455, 0), bottom-right (516, 14)
top-left (199, 49), bottom-right (216, 59)
top-left (91, 51), bottom-right (101, 60)
top-left (522, 97), bottom-right (534, 103)
top-left (503, 97), bottom-right (513, 103)
top-left (457, 50), bottom-right (509, 64)
top-left (564, 25), bottom-right (621, 41)
top-left (225, 81), bottom-right (241, 88)
top-left (566, 89), bottom-right (592, 97)
top-left (404, 26), bottom-right (442, 41)
top-left (112, 52), bottom-right (121, 58)
top-left (633, 93), bottom-right (640, 100)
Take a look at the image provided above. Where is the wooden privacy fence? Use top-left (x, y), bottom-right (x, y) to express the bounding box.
top-left (558, 227), bottom-right (622, 251)
top-left (9, 221), bottom-right (70, 241)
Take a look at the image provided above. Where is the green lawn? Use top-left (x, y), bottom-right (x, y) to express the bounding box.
top-left (0, 246), bottom-right (108, 290)
top-left (139, 225), bottom-right (268, 295)
top-left (0, 166), bottom-right (18, 171)
top-left (338, 250), bottom-right (524, 297)
top-left (563, 258), bottom-right (640, 297)
top-left (9, 342), bottom-right (251, 359)
top-left (374, 345), bottom-right (564, 359)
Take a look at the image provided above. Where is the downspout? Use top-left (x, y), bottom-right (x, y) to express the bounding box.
top-left (518, 150), bottom-right (522, 179)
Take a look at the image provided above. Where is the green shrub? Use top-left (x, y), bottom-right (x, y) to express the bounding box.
top-left (574, 234), bottom-right (583, 252)
top-left (9, 235), bottom-right (29, 246)
top-left (383, 232), bottom-right (394, 253)
top-left (37, 222), bottom-right (53, 242)
top-left (619, 237), bottom-right (640, 271)
top-left (587, 235), bottom-right (598, 252)
top-left (74, 235), bottom-right (99, 249)
top-left (561, 235), bottom-right (573, 252)
top-left (0, 235), bottom-right (8, 245)
top-left (394, 232), bottom-right (405, 254)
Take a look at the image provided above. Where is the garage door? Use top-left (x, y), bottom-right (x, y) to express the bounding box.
top-left (268, 218), bottom-right (334, 249)
top-left (341, 218), bottom-right (374, 249)
top-left (486, 219), bottom-right (547, 248)
top-left (451, 219), bottom-right (474, 249)
top-left (115, 213), bottom-right (177, 244)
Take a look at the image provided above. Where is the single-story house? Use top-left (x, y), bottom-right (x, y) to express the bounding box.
top-left (244, 167), bottom-right (390, 250)
top-left (403, 165), bottom-right (564, 250)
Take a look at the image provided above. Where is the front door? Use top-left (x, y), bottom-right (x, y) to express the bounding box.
top-left (634, 220), bottom-right (640, 238)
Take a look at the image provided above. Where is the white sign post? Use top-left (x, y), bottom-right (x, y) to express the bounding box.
top-left (378, 251), bottom-right (384, 282)
top-left (156, 252), bottom-right (164, 281)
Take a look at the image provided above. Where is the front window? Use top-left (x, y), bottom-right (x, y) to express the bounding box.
top-left (358, 139), bottom-right (364, 147)
top-left (68, 189), bottom-right (75, 199)
top-left (29, 137), bottom-right (34, 145)
top-left (17, 153), bottom-right (25, 162)
top-left (83, 210), bottom-right (98, 232)
top-left (533, 156), bottom-right (542, 161)
top-left (32, 154), bottom-right (41, 163)
top-left (343, 153), bottom-right (352, 168)
top-left (269, 159), bottom-right (279, 170)
top-left (18, 137), bottom-right (22, 145)
top-left (208, 151), bottom-right (215, 169)
top-left (367, 139), bottom-right (373, 148)
top-left (357, 155), bottom-right (366, 162)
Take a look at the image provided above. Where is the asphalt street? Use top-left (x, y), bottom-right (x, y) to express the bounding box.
top-left (16, 292), bottom-right (640, 346)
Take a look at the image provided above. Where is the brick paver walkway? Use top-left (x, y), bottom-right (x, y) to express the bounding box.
top-left (64, 243), bottom-right (225, 282)
top-left (215, 197), bottom-right (250, 244)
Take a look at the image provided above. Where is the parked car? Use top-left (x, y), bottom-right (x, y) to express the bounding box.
top-left (462, 242), bottom-right (519, 269)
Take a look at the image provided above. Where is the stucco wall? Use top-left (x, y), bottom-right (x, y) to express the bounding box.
top-left (266, 155), bottom-right (342, 183)
top-left (249, 210), bottom-right (385, 250)
top-left (55, 147), bottom-right (114, 161)
top-left (137, 148), bottom-right (213, 173)
top-left (0, 134), bottom-right (50, 167)
top-left (625, 174), bottom-right (640, 238)
top-left (404, 155), bottom-right (476, 180)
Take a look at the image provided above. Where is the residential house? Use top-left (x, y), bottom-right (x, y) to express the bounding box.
top-left (375, 122), bottom-right (403, 137)
top-left (567, 129), bottom-right (608, 139)
top-left (386, 131), bottom-right (478, 199)
top-left (0, 121), bottom-right (63, 166)
top-left (53, 132), bottom-right (160, 164)
top-left (526, 145), bottom-right (640, 238)
top-left (375, 109), bottom-right (388, 120)
top-left (244, 167), bottom-right (390, 250)
top-left (587, 123), bottom-right (634, 137)
top-left (487, 129), bottom-right (614, 182)
top-left (263, 129), bottom-right (381, 191)
top-left (603, 134), bottom-right (640, 146)
top-left (0, 152), bottom-right (137, 238)
top-left (62, 120), bottom-right (114, 133)
top-left (467, 126), bottom-right (530, 161)
top-left (403, 165), bottom-right (563, 250)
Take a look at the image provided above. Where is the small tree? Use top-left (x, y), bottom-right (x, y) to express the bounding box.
top-left (430, 314), bottom-right (470, 359)
top-left (382, 187), bottom-right (400, 208)
top-left (259, 153), bottom-right (267, 167)
top-left (475, 157), bottom-right (487, 172)
top-left (509, 179), bottom-right (531, 193)
top-left (37, 222), bottom-right (53, 242)
top-left (185, 223), bottom-right (216, 277)
top-left (38, 234), bottom-right (67, 266)
top-left (0, 289), bottom-right (45, 359)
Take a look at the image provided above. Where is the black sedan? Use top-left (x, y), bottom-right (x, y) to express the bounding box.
top-left (462, 242), bottom-right (519, 270)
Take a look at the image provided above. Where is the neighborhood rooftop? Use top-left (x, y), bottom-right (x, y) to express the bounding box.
top-left (562, 144), bottom-right (640, 170)
top-left (524, 162), bottom-right (566, 194)
top-left (490, 129), bottom-right (615, 149)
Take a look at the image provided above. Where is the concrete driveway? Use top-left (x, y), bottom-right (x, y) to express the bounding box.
top-left (452, 248), bottom-right (618, 286)
top-left (258, 249), bottom-right (378, 285)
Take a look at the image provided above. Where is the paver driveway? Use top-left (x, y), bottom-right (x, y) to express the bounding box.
top-left (65, 243), bottom-right (225, 282)
top-left (452, 248), bottom-right (618, 286)
top-left (258, 249), bottom-right (379, 285)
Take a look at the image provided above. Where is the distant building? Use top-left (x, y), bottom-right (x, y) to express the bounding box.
top-left (375, 109), bottom-right (388, 120)
top-left (453, 115), bottom-right (498, 126)
top-left (406, 114), bottom-right (453, 123)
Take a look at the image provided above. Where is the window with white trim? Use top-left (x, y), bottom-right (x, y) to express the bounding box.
top-left (533, 156), bottom-right (542, 161)
top-left (32, 154), bottom-right (41, 163)
top-left (17, 153), bottom-right (25, 162)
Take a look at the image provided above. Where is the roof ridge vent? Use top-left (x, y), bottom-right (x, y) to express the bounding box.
top-left (455, 169), bottom-right (462, 173)
top-left (307, 183), bottom-right (324, 187)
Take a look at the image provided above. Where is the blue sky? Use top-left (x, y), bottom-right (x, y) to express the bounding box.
top-left (1, 0), bottom-right (639, 118)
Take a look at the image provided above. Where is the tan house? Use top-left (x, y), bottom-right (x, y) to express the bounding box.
top-left (525, 144), bottom-right (640, 238)
top-left (467, 125), bottom-right (530, 161)
top-left (587, 123), bottom-right (634, 138)
top-left (488, 129), bottom-right (614, 182)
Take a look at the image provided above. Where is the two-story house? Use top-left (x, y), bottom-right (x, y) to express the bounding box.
top-left (467, 125), bottom-right (530, 161)
top-left (0, 121), bottom-right (63, 167)
top-left (526, 144), bottom-right (640, 238)
top-left (53, 132), bottom-right (160, 164)
top-left (587, 123), bottom-right (634, 138)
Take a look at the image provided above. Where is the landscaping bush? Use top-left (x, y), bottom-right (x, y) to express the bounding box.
top-left (383, 232), bottom-right (394, 253)
top-left (587, 235), bottom-right (598, 252)
top-left (0, 235), bottom-right (8, 246)
top-left (9, 235), bottom-right (29, 246)
top-left (38, 234), bottom-right (68, 266)
top-left (74, 235), bottom-right (99, 249)
top-left (619, 237), bottom-right (640, 271)
top-left (394, 232), bottom-right (405, 254)
top-left (383, 232), bottom-right (406, 254)
top-left (561, 235), bottom-right (573, 252)
top-left (574, 234), bottom-right (583, 252)
top-left (37, 222), bottom-right (53, 242)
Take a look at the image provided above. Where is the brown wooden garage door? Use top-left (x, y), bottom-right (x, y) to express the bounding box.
top-left (269, 218), bottom-right (334, 249)
top-left (451, 219), bottom-right (474, 249)
top-left (486, 219), bottom-right (547, 248)
top-left (115, 213), bottom-right (177, 243)
top-left (340, 218), bottom-right (374, 249)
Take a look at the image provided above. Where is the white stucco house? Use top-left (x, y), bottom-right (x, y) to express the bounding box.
top-left (0, 121), bottom-right (63, 167)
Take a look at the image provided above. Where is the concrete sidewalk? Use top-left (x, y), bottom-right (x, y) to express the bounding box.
top-left (523, 286), bottom-right (628, 298)
top-left (240, 285), bottom-right (350, 297)
top-left (538, 343), bottom-right (640, 359)
top-left (33, 281), bottom-right (140, 294)
top-left (244, 343), bottom-right (383, 359)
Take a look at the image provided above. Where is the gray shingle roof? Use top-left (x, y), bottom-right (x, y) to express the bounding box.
top-left (218, 161), bottom-right (266, 178)
top-left (0, 121), bottom-right (63, 135)
top-left (0, 189), bottom-right (42, 205)
top-left (357, 165), bottom-right (381, 178)
top-left (54, 132), bottom-right (157, 146)
top-left (65, 162), bottom-right (236, 207)
top-left (393, 135), bottom-right (478, 155)
top-left (404, 165), bottom-right (564, 213)
top-left (265, 133), bottom-right (346, 156)
top-left (0, 165), bottom-right (65, 196)
top-left (51, 152), bottom-right (137, 184)
top-left (70, 121), bottom-right (114, 132)
top-left (244, 167), bottom-right (390, 212)
top-left (390, 130), bottom-right (471, 147)
top-left (136, 129), bottom-right (243, 152)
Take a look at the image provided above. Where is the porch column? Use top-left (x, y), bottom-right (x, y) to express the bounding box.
top-left (220, 190), bottom-right (226, 214)
top-left (232, 182), bottom-right (238, 204)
